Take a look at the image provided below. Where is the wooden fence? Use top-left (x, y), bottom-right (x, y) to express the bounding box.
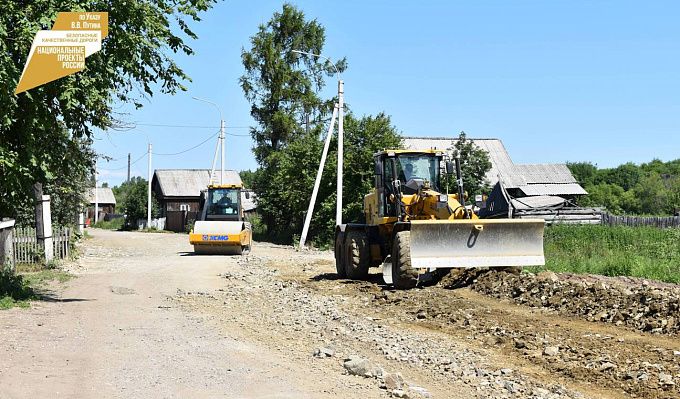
top-left (12, 226), bottom-right (72, 264)
top-left (601, 213), bottom-right (680, 228)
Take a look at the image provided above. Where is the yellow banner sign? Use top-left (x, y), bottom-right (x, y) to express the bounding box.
top-left (15, 12), bottom-right (108, 94)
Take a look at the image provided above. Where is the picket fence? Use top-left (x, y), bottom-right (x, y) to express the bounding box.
top-left (12, 226), bottom-right (72, 264)
top-left (601, 213), bottom-right (680, 228)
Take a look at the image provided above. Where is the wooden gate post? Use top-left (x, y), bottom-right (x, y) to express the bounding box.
top-left (0, 219), bottom-right (15, 272)
top-left (33, 183), bottom-right (54, 263)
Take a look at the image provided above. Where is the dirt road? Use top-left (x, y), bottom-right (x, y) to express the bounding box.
top-left (1, 229), bottom-right (678, 398)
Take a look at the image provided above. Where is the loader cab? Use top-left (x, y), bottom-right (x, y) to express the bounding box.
top-left (203, 184), bottom-right (243, 222)
top-left (374, 150), bottom-right (443, 217)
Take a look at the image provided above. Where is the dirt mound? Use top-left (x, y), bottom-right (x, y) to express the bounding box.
top-left (448, 269), bottom-right (680, 335)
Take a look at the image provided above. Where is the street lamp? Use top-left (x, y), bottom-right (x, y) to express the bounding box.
top-left (291, 50), bottom-right (345, 243)
top-left (192, 96), bottom-right (225, 185)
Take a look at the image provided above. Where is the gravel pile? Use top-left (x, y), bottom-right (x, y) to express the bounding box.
top-left (459, 270), bottom-right (680, 335)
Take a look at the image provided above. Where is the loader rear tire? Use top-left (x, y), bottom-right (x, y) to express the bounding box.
top-left (344, 230), bottom-right (370, 280)
top-left (391, 231), bottom-right (418, 289)
top-left (334, 232), bottom-right (347, 278)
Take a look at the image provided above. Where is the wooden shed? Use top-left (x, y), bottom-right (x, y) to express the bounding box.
top-left (86, 187), bottom-right (117, 220)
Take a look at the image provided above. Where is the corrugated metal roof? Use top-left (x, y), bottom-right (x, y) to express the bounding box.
top-left (403, 137), bottom-right (514, 186)
top-left (504, 164), bottom-right (578, 186)
top-left (402, 136), bottom-right (586, 196)
top-left (87, 187), bottom-right (116, 204)
top-left (153, 169), bottom-right (242, 197)
top-left (519, 183), bottom-right (588, 196)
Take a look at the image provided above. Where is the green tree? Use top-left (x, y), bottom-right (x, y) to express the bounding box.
top-left (579, 183), bottom-right (626, 214)
top-left (0, 0), bottom-right (216, 223)
top-left (634, 174), bottom-right (670, 215)
top-left (252, 112), bottom-right (401, 245)
top-left (239, 170), bottom-right (256, 188)
top-left (567, 161), bottom-right (599, 187)
top-left (446, 132), bottom-right (492, 198)
top-left (240, 3), bottom-right (346, 164)
top-left (601, 162), bottom-right (641, 191)
top-left (120, 177), bottom-right (159, 226)
top-left (240, 3), bottom-right (348, 240)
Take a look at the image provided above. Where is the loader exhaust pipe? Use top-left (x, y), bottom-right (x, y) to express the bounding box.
top-left (454, 156), bottom-right (469, 218)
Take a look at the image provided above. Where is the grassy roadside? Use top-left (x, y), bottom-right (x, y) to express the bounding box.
top-left (0, 265), bottom-right (74, 310)
top-left (532, 224), bottom-right (680, 284)
top-left (92, 218), bottom-right (124, 230)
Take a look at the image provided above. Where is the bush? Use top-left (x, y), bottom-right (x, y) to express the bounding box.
top-left (0, 270), bottom-right (35, 309)
top-left (92, 217), bottom-right (124, 230)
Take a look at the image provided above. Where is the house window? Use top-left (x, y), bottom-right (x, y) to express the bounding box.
top-left (179, 204), bottom-right (190, 212)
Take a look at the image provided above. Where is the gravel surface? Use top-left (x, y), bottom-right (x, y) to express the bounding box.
top-left (2, 230), bottom-right (679, 399)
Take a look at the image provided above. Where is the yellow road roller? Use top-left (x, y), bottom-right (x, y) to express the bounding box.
top-left (189, 184), bottom-right (252, 255)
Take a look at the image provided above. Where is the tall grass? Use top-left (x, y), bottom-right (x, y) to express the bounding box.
top-left (537, 225), bottom-right (680, 284)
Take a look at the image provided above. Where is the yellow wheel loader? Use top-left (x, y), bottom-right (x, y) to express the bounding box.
top-left (189, 184), bottom-right (252, 255)
top-left (335, 149), bottom-right (545, 289)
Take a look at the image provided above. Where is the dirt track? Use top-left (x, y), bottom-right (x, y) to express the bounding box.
top-left (1, 229), bottom-right (678, 398)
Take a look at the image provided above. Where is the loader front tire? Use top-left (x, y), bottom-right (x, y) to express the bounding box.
top-left (344, 230), bottom-right (370, 280)
top-left (334, 232), bottom-right (347, 278)
top-left (391, 231), bottom-right (418, 289)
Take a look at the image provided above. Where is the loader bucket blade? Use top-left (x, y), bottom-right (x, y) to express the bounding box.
top-left (408, 219), bottom-right (545, 269)
top-left (189, 221), bottom-right (250, 255)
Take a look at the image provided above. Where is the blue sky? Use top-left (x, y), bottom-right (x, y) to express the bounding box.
top-left (95, 0), bottom-right (680, 186)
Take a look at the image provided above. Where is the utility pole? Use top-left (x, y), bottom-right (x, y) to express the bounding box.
top-left (192, 96), bottom-right (225, 186)
top-left (127, 153), bottom-right (131, 182)
top-left (299, 105), bottom-right (338, 248)
top-left (336, 79), bottom-right (344, 226)
top-left (220, 118), bottom-right (225, 185)
top-left (147, 143), bottom-right (152, 227)
top-left (291, 50), bottom-right (344, 247)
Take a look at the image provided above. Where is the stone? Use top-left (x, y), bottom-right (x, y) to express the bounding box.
top-left (383, 372), bottom-right (404, 390)
top-left (600, 362), bottom-right (616, 371)
top-left (537, 271), bottom-right (559, 282)
top-left (514, 339), bottom-right (527, 349)
top-left (504, 381), bottom-right (517, 393)
top-left (659, 372), bottom-right (674, 386)
top-left (313, 347), bottom-right (335, 358)
top-left (391, 389), bottom-right (409, 398)
top-left (416, 310), bottom-right (427, 319)
top-left (343, 356), bottom-right (373, 377)
top-left (500, 368), bottom-right (513, 375)
top-left (407, 386), bottom-right (431, 398)
top-left (543, 346), bottom-right (560, 356)
top-left (532, 387), bottom-right (550, 398)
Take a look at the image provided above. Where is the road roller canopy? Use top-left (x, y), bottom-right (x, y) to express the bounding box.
top-left (206, 186), bottom-right (241, 220)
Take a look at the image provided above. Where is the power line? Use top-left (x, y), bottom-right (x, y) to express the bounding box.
top-left (133, 122), bottom-right (252, 130)
top-left (153, 130), bottom-right (220, 156)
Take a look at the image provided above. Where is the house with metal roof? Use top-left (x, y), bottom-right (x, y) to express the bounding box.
top-left (403, 136), bottom-right (598, 224)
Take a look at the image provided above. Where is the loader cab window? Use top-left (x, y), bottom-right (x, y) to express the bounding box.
top-left (383, 157), bottom-right (397, 216)
top-left (207, 188), bottom-right (239, 217)
top-left (395, 154), bottom-right (439, 192)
